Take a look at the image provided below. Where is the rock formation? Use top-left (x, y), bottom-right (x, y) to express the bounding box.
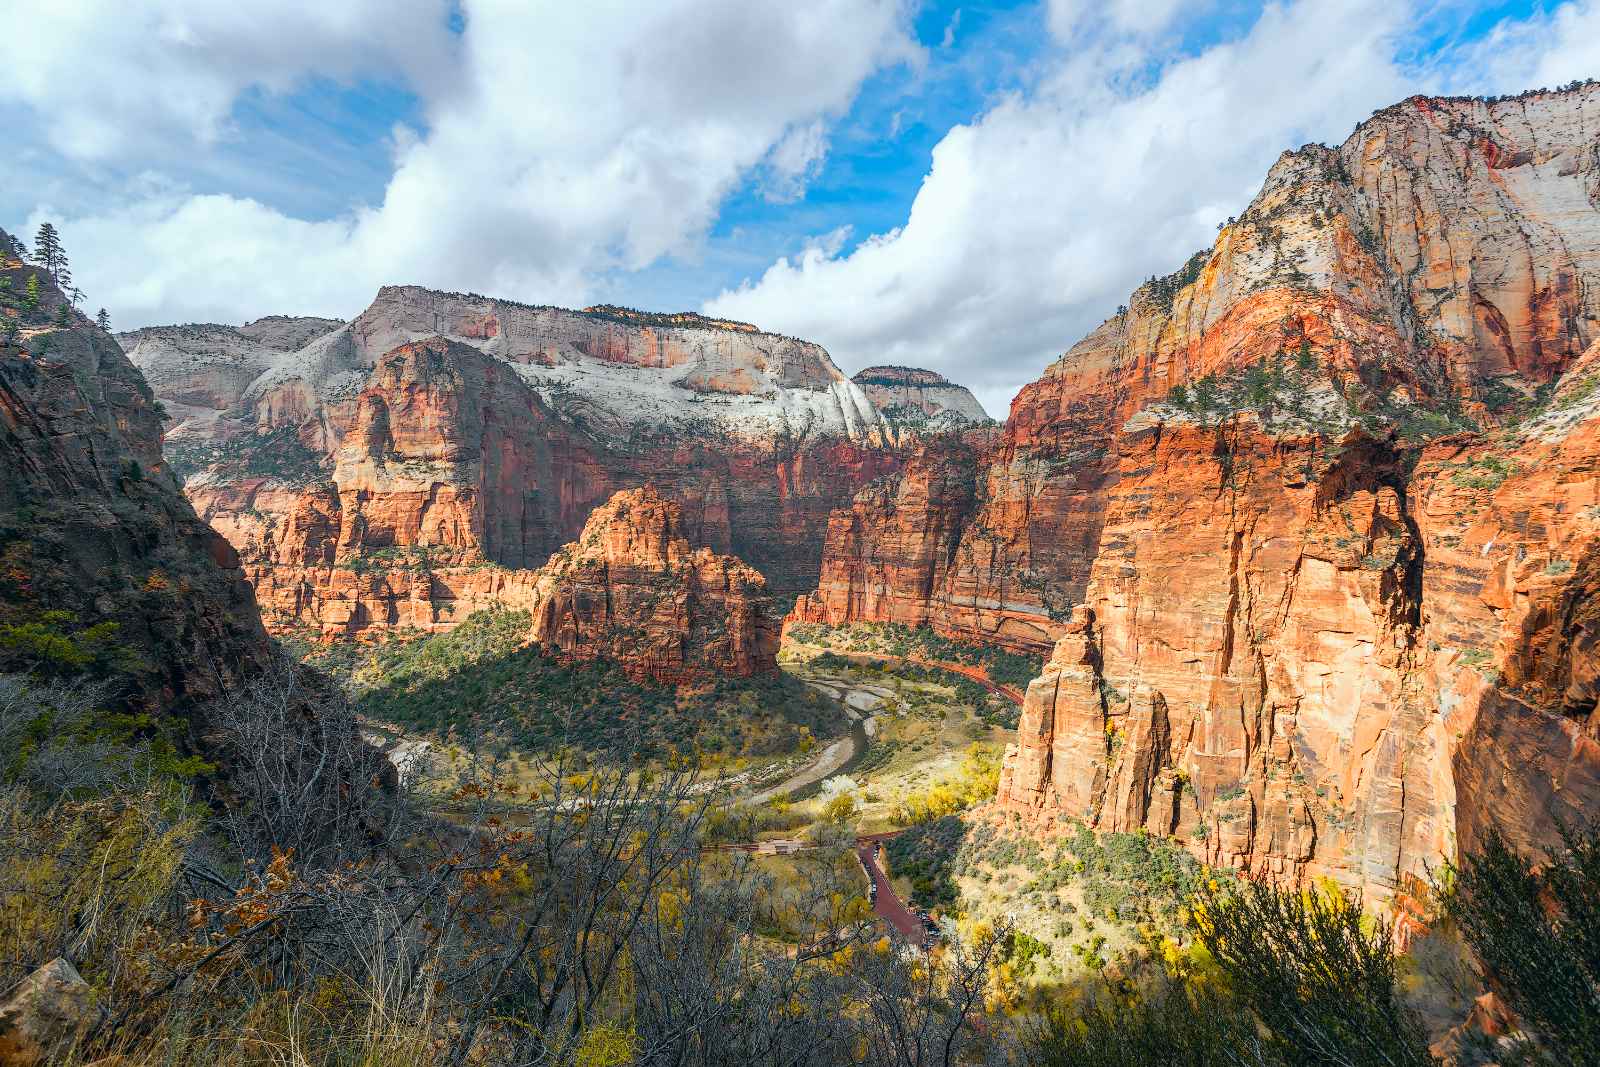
top-left (1, 227), bottom-right (391, 858)
top-left (806, 86), bottom-right (1600, 661)
top-left (526, 485), bottom-right (779, 683)
top-left (0, 958), bottom-right (95, 1067)
top-left (1, 233), bottom-right (277, 711)
top-left (851, 365), bottom-right (990, 427)
top-left (119, 317), bottom-right (342, 427)
top-left (135, 290), bottom-right (978, 637)
top-left (798, 86), bottom-right (1600, 901)
top-left (790, 430), bottom-right (996, 630)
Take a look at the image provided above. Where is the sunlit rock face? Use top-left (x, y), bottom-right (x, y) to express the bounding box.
top-left (525, 485), bottom-right (780, 684)
top-left (139, 290), bottom-right (982, 637)
top-left (791, 86), bottom-right (1600, 902)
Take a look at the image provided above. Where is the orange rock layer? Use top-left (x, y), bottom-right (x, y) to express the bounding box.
top-left (800, 86), bottom-right (1600, 901)
top-left (524, 486), bottom-right (779, 684)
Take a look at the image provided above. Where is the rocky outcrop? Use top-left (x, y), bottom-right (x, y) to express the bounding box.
top-left (119, 317), bottom-right (342, 426)
top-left (851, 366), bottom-right (990, 427)
top-left (1, 233), bottom-right (277, 711)
top-left (139, 289), bottom-right (950, 636)
top-left (983, 86), bottom-right (1600, 901)
top-left (790, 431), bottom-right (995, 630)
top-left (0, 959), bottom-right (95, 1067)
top-left (526, 486), bottom-right (779, 683)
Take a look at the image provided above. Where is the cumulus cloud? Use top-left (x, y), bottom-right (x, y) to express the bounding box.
top-left (0, 1), bottom-right (455, 162)
top-left (708, 0), bottom-right (1426, 416)
top-left (706, 0), bottom-right (1600, 417)
top-left (12, 0), bottom-right (917, 325)
top-left (10, 0), bottom-right (1595, 415)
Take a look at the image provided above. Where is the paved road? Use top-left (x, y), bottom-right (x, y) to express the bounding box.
top-left (856, 838), bottom-right (925, 943)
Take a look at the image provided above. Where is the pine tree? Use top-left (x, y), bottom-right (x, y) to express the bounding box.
top-left (22, 274), bottom-right (40, 312)
top-left (1, 316), bottom-right (19, 344)
top-left (32, 222), bottom-right (66, 279)
top-left (95, 308), bottom-right (110, 331)
top-left (53, 302), bottom-right (71, 327)
top-left (69, 285), bottom-right (85, 308)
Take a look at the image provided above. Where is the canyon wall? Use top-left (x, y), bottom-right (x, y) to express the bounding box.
top-left (1, 234), bottom-right (282, 717)
top-left (851, 365), bottom-right (991, 427)
top-left (804, 87), bottom-right (1600, 660)
top-left (803, 86), bottom-right (1600, 900)
top-left (137, 290), bottom-right (956, 637)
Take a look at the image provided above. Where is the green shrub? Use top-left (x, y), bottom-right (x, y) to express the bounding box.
top-left (1443, 826), bottom-right (1600, 1064)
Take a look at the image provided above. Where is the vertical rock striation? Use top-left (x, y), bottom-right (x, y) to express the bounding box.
top-left (139, 292), bottom-right (956, 637)
top-left (789, 86), bottom-right (1600, 901)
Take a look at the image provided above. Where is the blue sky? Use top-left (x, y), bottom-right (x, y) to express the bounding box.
top-left (3, 0), bottom-right (1596, 414)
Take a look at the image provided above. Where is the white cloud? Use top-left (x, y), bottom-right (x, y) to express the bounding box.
top-left (762, 121), bottom-right (831, 203)
top-left (0, 1), bottom-right (456, 161)
top-left (11, 0), bottom-right (1595, 413)
top-left (709, 0), bottom-right (1600, 416)
top-left (710, 0), bottom-right (1428, 417)
top-left (12, 0), bottom-right (918, 325)
top-left (1046, 0), bottom-right (1188, 41)
top-left (941, 10), bottom-right (963, 49)
top-left (1439, 0), bottom-right (1600, 96)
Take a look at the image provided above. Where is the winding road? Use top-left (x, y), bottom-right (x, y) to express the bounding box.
top-left (818, 650), bottom-right (1027, 707)
top-left (855, 835), bottom-right (925, 942)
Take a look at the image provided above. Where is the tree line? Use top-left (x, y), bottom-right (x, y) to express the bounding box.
top-left (1, 221), bottom-right (110, 340)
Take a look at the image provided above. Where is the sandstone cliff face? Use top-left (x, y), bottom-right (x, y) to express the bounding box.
top-left (795, 86), bottom-right (1600, 901)
top-left (139, 288), bottom-right (936, 637)
top-left (790, 429), bottom-right (996, 630)
top-left (526, 486), bottom-right (779, 683)
top-left (809, 86), bottom-right (1600, 661)
top-left (184, 335), bottom-right (616, 636)
top-left (0, 233), bottom-right (277, 713)
top-left (851, 366), bottom-right (991, 427)
top-left (119, 317), bottom-right (342, 426)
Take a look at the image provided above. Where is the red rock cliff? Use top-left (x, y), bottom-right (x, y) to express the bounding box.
top-left (805, 87), bottom-right (1600, 662)
top-left (0, 233), bottom-right (281, 714)
top-left (526, 486), bottom-right (780, 684)
top-left (144, 291), bottom-right (932, 637)
top-left (799, 86), bottom-right (1600, 901)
